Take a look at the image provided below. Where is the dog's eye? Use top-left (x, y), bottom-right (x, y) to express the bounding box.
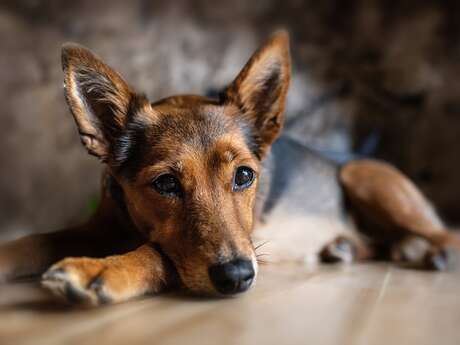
top-left (152, 174), bottom-right (181, 197)
top-left (233, 166), bottom-right (255, 191)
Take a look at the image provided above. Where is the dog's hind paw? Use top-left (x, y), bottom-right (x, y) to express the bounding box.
top-left (319, 236), bottom-right (356, 264)
top-left (423, 248), bottom-right (454, 271)
top-left (41, 257), bottom-right (121, 306)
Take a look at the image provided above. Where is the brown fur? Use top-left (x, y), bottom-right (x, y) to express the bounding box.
top-left (0, 32), bottom-right (458, 305)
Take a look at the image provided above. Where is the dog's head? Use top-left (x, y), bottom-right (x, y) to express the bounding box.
top-left (62, 32), bottom-right (291, 295)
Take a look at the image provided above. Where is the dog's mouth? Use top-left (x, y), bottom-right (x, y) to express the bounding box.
top-left (169, 251), bottom-right (258, 296)
top-left (159, 234), bottom-right (259, 296)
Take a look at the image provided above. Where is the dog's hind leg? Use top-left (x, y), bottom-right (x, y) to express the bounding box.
top-left (391, 235), bottom-right (454, 271)
top-left (41, 243), bottom-right (177, 305)
top-left (339, 159), bottom-right (460, 270)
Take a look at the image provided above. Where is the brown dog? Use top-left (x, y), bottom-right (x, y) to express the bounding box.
top-left (0, 32), bottom-right (458, 305)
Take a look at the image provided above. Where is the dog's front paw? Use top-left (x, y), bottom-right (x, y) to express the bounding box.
top-left (41, 257), bottom-right (127, 306)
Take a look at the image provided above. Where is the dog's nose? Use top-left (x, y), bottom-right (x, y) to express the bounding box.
top-left (208, 259), bottom-right (255, 295)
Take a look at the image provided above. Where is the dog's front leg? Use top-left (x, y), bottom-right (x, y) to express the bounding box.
top-left (41, 244), bottom-right (177, 305)
top-left (0, 226), bottom-right (110, 282)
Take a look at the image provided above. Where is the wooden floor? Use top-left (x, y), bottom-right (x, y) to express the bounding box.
top-left (0, 262), bottom-right (459, 345)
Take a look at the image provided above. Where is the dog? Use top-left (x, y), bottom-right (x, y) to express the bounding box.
top-left (0, 32), bottom-right (458, 306)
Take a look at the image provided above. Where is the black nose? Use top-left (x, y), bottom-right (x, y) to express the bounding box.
top-left (208, 259), bottom-right (255, 295)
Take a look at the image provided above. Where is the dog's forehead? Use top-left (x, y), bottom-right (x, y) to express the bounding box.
top-left (147, 104), bottom-right (252, 162)
top-left (148, 103), bottom-right (235, 145)
top-left (116, 100), bottom-right (254, 178)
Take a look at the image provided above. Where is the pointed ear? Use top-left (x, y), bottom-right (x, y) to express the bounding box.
top-left (224, 31), bottom-right (291, 159)
top-left (62, 43), bottom-right (140, 161)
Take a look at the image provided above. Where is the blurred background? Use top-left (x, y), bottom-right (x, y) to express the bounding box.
top-left (1, 0), bottom-right (460, 239)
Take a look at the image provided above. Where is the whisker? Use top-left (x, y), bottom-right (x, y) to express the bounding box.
top-left (257, 258), bottom-right (269, 265)
top-left (254, 240), bottom-right (270, 251)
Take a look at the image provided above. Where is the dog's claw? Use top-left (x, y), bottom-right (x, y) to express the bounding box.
top-left (424, 248), bottom-right (450, 271)
top-left (42, 268), bottom-right (92, 305)
top-left (41, 259), bottom-right (110, 306)
top-left (88, 275), bottom-right (104, 290)
top-left (42, 267), bottom-right (66, 281)
top-left (64, 281), bottom-right (92, 304)
top-left (88, 276), bottom-right (112, 305)
top-left (319, 237), bottom-right (356, 264)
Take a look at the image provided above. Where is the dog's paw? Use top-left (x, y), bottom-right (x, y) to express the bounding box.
top-left (41, 257), bottom-right (122, 306)
top-left (391, 240), bottom-right (455, 271)
top-left (319, 236), bottom-right (356, 264)
top-left (391, 237), bottom-right (429, 263)
top-left (423, 247), bottom-right (454, 271)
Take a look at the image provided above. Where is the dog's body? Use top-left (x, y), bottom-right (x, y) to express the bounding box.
top-left (255, 136), bottom-right (348, 263)
top-left (0, 32), bottom-right (458, 305)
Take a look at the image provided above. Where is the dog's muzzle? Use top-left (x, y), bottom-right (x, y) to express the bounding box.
top-left (208, 258), bottom-right (255, 295)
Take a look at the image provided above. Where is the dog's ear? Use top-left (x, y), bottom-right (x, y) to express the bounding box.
top-left (62, 43), bottom-right (140, 161)
top-left (224, 31), bottom-right (291, 159)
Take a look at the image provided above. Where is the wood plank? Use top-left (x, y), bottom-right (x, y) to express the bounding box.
top-left (355, 266), bottom-right (460, 345)
top-left (0, 263), bottom-right (459, 345)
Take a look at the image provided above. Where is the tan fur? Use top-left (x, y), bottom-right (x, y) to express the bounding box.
top-left (41, 32), bottom-right (290, 303)
top-left (340, 160), bottom-right (460, 249)
top-left (225, 31), bottom-right (291, 158)
top-left (0, 32), bottom-right (457, 305)
top-left (62, 43), bottom-right (140, 160)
